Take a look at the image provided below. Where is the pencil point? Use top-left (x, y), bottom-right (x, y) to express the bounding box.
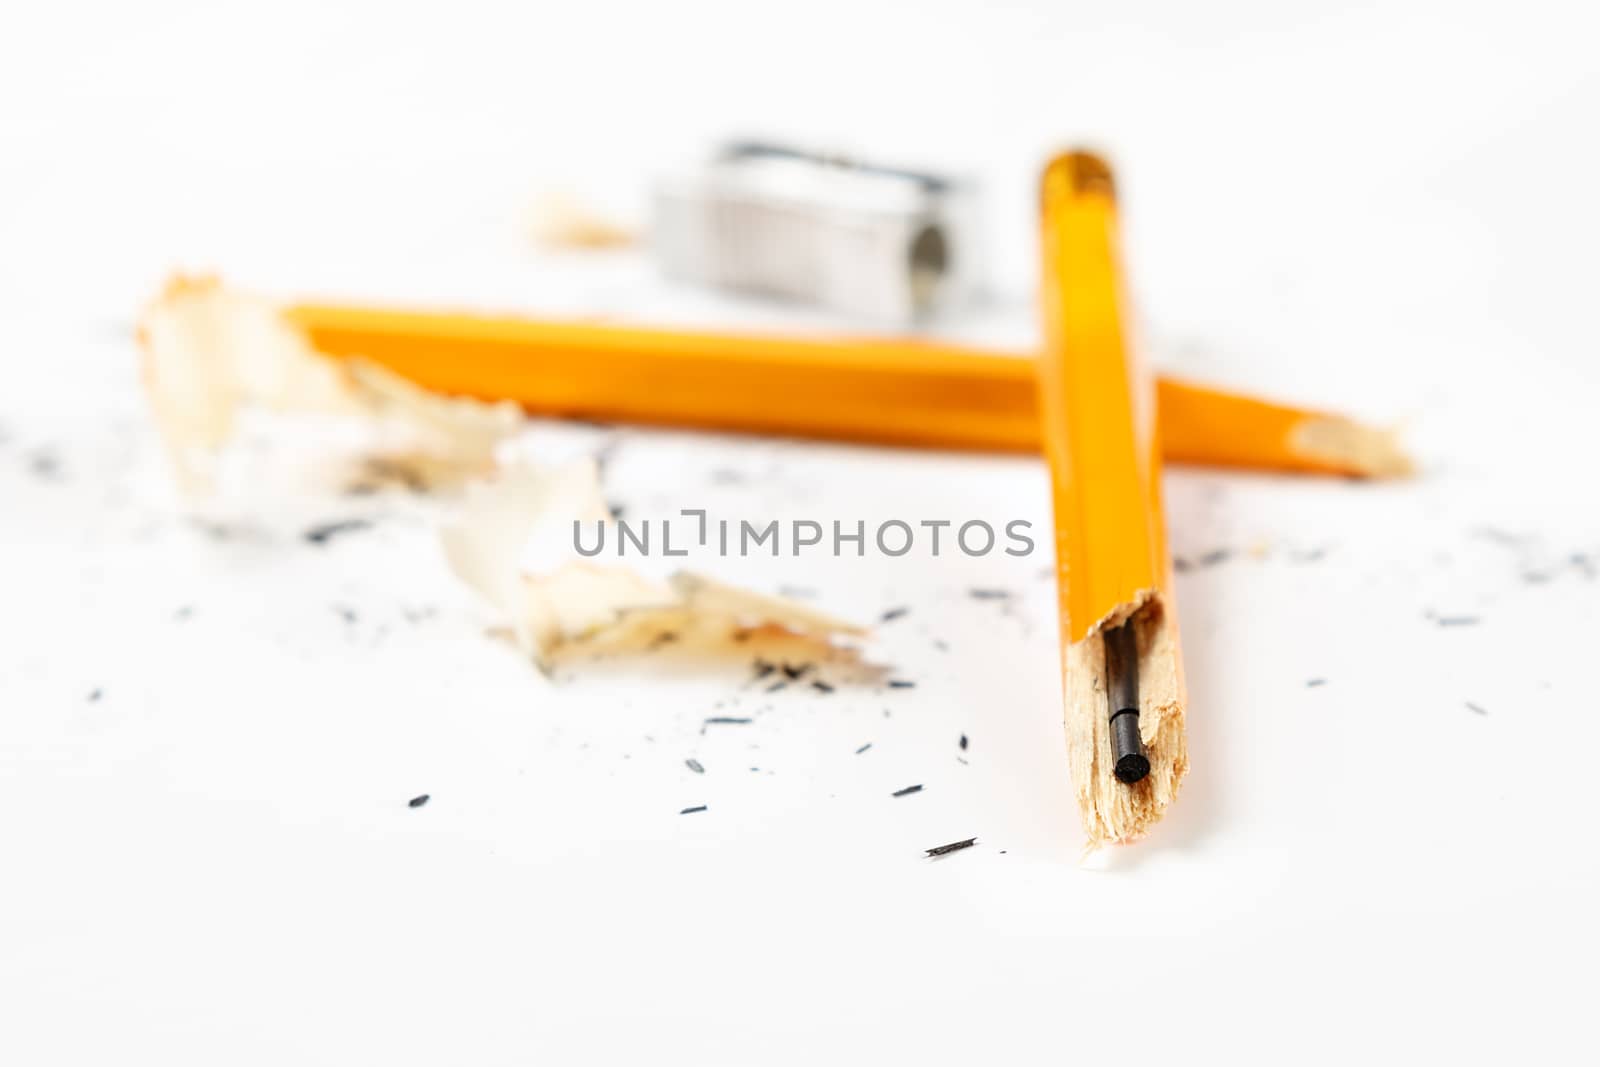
top-left (1114, 751), bottom-right (1150, 785)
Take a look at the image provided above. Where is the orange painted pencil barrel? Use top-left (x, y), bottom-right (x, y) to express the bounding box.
top-left (287, 306), bottom-right (1406, 477)
top-left (1036, 151), bottom-right (1187, 845)
top-left (1037, 153), bottom-right (1166, 643)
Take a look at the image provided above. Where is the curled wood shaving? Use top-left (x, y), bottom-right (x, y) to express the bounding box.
top-left (527, 189), bottom-right (637, 251)
top-left (441, 460), bottom-right (865, 668)
top-left (137, 275), bottom-right (521, 492)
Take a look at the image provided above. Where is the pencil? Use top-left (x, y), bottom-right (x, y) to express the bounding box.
top-left (1036, 150), bottom-right (1187, 846)
top-left (286, 305), bottom-right (1408, 478)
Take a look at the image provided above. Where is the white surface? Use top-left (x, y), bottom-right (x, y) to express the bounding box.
top-left (3, 2), bottom-right (1598, 1063)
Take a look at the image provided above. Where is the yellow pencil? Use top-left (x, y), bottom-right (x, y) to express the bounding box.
top-left (286, 303), bottom-right (1407, 477)
top-left (1036, 150), bottom-right (1187, 846)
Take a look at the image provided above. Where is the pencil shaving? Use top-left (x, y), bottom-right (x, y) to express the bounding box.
top-left (441, 459), bottom-right (864, 668)
top-left (138, 276), bottom-right (521, 493)
top-left (527, 190), bottom-right (637, 251)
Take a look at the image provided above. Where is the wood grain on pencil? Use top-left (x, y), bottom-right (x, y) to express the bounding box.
top-left (1037, 151), bottom-right (1186, 847)
top-left (287, 306), bottom-right (1408, 478)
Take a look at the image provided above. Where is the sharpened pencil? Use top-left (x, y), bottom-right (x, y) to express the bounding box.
top-left (286, 304), bottom-right (1407, 477)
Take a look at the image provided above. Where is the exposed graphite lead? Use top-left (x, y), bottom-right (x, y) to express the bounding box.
top-left (1103, 620), bottom-right (1150, 784)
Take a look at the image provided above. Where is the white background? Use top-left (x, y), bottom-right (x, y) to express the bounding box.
top-left (2, 2), bottom-right (1598, 1063)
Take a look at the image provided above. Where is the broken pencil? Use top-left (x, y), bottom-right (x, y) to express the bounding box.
top-left (1036, 151), bottom-right (1188, 846)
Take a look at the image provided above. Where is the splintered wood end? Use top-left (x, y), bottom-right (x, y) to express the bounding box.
top-left (1063, 595), bottom-right (1188, 848)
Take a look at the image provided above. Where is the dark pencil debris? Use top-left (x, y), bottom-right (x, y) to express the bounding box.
top-left (880, 606), bottom-right (910, 623)
top-left (925, 837), bottom-right (977, 858)
top-left (855, 743), bottom-right (873, 755)
top-left (680, 805), bottom-right (707, 814)
top-left (1173, 556), bottom-right (1193, 573)
top-left (892, 784), bottom-right (923, 798)
top-left (407, 794), bottom-right (430, 809)
top-left (357, 456), bottom-right (428, 494)
top-left (303, 518), bottom-right (373, 546)
top-left (811, 680), bottom-right (835, 694)
top-left (765, 680), bottom-right (788, 693)
top-left (1471, 526), bottom-right (1528, 548)
top-left (968, 588), bottom-right (1012, 600)
top-left (591, 436), bottom-right (622, 476)
top-left (188, 518), bottom-right (253, 542)
top-left (959, 734), bottom-right (969, 750)
top-left (780, 662), bottom-right (811, 681)
top-left (685, 758), bottom-right (705, 774)
top-left (1465, 701), bottom-right (1488, 716)
top-left (1198, 549), bottom-right (1233, 567)
top-left (1433, 615), bottom-right (1481, 627)
top-left (1306, 678), bottom-right (1327, 688)
top-left (751, 659), bottom-right (777, 681)
top-left (28, 450), bottom-right (62, 481)
top-left (333, 604), bottom-right (358, 624)
top-left (702, 717), bottom-right (753, 734)
top-left (886, 679), bottom-right (916, 689)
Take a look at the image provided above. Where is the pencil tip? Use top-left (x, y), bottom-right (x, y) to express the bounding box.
top-left (1291, 416), bottom-right (1414, 479)
top-left (1114, 753), bottom-right (1151, 784)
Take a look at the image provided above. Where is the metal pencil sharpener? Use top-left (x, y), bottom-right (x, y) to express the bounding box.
top-left (652, 142), bottom-right (983, 323)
